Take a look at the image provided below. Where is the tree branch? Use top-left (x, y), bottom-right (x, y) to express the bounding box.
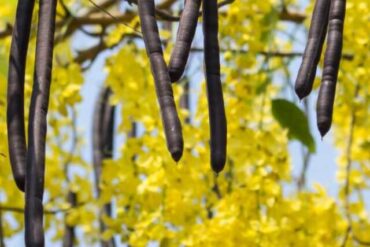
top-left (341, 85), bottom-right (362, 247)
top-left (0, 203), bottom-right (85, 215)
top-left (279, 8), bottom-right (306, 23)
top-left (0, 210), bottom-right (4, 247)
top-left (62, 108), bottom-right (79, 247)
top-left (0, 2), bottom-right (307, 41)
top-left (0, 23), bottom-right (12, 39)
top-left (73, 32), bottom-right (140, 67)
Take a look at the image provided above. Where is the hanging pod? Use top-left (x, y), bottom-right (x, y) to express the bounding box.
top-left (295, 0), bottom-right (331, 99)
top-left (316, 0), bottom-right (346, 137)
top-left (92, 87), bottom-right (116, 247)
top-left (168, 0), bottom-right (201, 82)
top-left (7, 0), bottom-right (36, 192)
top-left (138, 0), bottom-right (184, 162)
top-left (294, 0), bottom-right (346, 137)
top-left (202, 0), bottom-right (227, 173)
top-left (24, 0), bottom-right (58, 245)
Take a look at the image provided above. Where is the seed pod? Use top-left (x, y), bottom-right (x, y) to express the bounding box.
top-left (92, 87), bottom-right (111, 191)
top-left (92, 87), bottom-right (116, 247)
top-left (169, 0), bottom-right (201, 82)
top-left (7, 0), bottom-right (36, 192)
top-left (316, 0), bottom-right (346, 137)
top-left (138, 0), bottom-right (162, 54)
top-left (25, 0), bottom-right (57, 245)
top-left (202, 0), bottom-right (227, 173)
top-left (25, 197), bottom-right (44, 247)
top-left (102, 89), bottom-right (116, 161)
top-left (138, 0), bottom-right (184, 161)
top-left (295, 0), bottom-right (331, 99)
top-left (101, 90), bottom-right (116, 247)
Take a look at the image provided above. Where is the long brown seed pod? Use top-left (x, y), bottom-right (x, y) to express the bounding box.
top-left (202, 0), bottom-right (227, 173)
top-left (93, 88), bottom-right (110, 192)
top-left (138, 0), bottom-right (184, 161)
top-left (295, 0), bottom-right (331, 99)
top-left (316, 0), bottom-right (346, 137)
top-left (92, 87), bottom-right (116, 247)
top-left (25, 0), bottom-right (57, 245)
top-left (169, 0), bottom-right (201, 82)
top-left (101, 89), bottom-right (116, 247)
top-left (7, 0), bottom-right (36, 192)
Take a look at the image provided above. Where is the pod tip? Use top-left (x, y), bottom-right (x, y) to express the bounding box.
top-left (317, 119), bottom-right (331, 138)
top-left (212, 168), bottom-right (223, 174)
top-left (169, 69), bottom-right (182, 83)
top-left (211, 159), bottom-right (226, 174)
top-left (295, 87), bottom-right (309, 100)
top-left (171, 149), bottom-right (183, 162)
top-left (14, 176), bottom-right (25, 192)
top-left (210, 147), bottom-right (226, 173)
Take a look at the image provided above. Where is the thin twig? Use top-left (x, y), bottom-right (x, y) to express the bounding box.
top-left (0, 210), bottom-right (4, 247)
top-left (63, 108), bottom-right (79, 247)
top-left (353, 236), bottom-right (370, 246)
top-left (0, 6), bottom-right (309, 41)
top-left (63, 108), bottom-right (78, 181)
top-left (88, 0), bottom-right (141, 34)
top-left (212, 174), bottom-right (222, 199)
top-left (341, 85), bottom-right (359, 247)
top-left (341, 225), bottom-right (352, 247)
top-left (298, 99), bottom-right (312, 191)
top-left (63, 192), bottom-right (77, 247)
top-left (190, 47), bottom-right (354, 60)
top-left (0, 202), bottom-right (85, 215)
top-left (87, 0), bottom-right (117, 16)
top-left (0, 23), bottom-right (12, 39)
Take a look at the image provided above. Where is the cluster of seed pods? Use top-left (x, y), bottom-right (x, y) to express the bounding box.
top-left (295, 0), bottom-right (346, 137)
top-left (7, 0), bottom-right (227, 245)
top-left (7, 0), bottom-right (57, 245)
top-left (6, 0), bottom-right (350, 244)
top-left (138, 0), bottom-right (227, 172)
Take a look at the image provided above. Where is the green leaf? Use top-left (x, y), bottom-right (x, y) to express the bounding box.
top-left (271, 99), bottom-right (316, 153)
